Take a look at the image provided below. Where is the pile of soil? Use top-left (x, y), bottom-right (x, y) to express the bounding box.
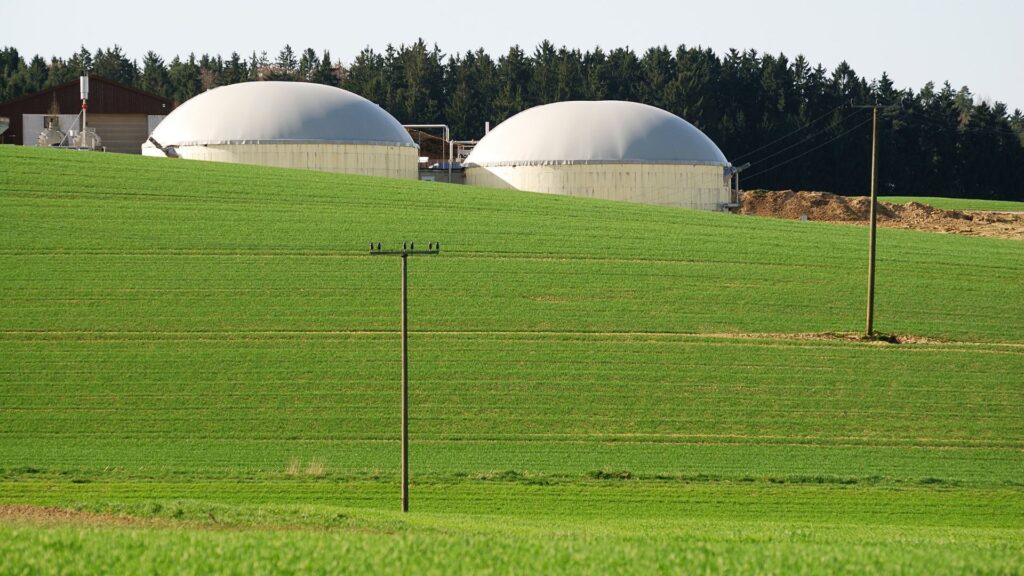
top-left (739, 190), bottom-right (1024, 240)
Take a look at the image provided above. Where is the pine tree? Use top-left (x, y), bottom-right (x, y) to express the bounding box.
top-left (393, 39), bottom-right (444, 123)
top-left (198, 54), bottom-right (220, 91)
top-left (639, 45), bottom-right (674, 109)
top-left (666, 46), bottom-right (719, 132)
top-left (67, 46), bottom-right (93, 75)
top-left (444, 52), bottom-right (472, 137)
top-left (0, 49), bottom-right (27, 101)
top-left (494, 45), bottom-right (531, 122)
top-left (224, 52), bottom-right (246, 85)
top-left (247, 52), bottom-right (263, 80)
top-left (45, 57), bottom-right (76, 88)
top-left (554, 47), bottom-right (584, 101)
top-left (168, 54), bottom-right (201, 103)
top-left (139, 51), bottom-right (172, 98)
top-left (297, 48), bottom-right (319, 82)
top-left (92, 45), bottom-right (137, 84)
top-left (344, 47), bottom-right (387, 104)
top-left (25, 55), bottom-right (48, 93)
top-left (315, 50), bottom-right (339, 86)
top-left (0, 47), bottom-right (22, 81)
top-left (272, 45), bottom-right (298, 80)
top-left (605, 47), bottom-right (640, 101)
top-left (531, 40), bottom-right (559, 104)
top-left (582, 47), bottom-right (610, 100)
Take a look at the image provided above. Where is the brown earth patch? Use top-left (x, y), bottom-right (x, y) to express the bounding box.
top-left (739, 190), bottom-right (1024, 240)
top-left (0, 504), bottom-right (402, 535)
top-left (0, 504), bottom-right (156, 527)
top-left (700, 331), bottom-right (951, 345)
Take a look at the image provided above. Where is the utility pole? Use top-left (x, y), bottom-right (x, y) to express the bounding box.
top-left (852, 102), bottom-right (895, 336)
top-left (369, 241), bottom-right (440, 512)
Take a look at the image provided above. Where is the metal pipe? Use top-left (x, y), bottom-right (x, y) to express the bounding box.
top-left (403, 124), bottom-right (451, 183)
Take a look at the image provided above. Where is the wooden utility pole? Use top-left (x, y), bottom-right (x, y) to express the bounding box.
top-left (370, 241), bottom-right (440, 512)
top-left (866, 105), bottom-right (879, 335)
top-left (852, 103), bottom-right (894, 336)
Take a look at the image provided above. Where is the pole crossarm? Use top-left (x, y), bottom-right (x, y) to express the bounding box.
top-left (369, 242), bottom-right (441, 256)
top-left (851, 99), bottom-right (899, 110)
top-left (370, 251), bottom-right (440, 256)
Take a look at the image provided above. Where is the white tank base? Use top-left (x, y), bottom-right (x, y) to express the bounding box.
top-left (142, 142), bottom-right (419, 180)
top-left (466, 163), bottom-right (731, 210)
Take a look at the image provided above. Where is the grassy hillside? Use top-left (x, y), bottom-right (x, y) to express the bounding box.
top-left (1, 146), bottom-right (1022, 573)
top-left (3, 147), bottom-right (1021, 341)
top-left (881, 195), bottom-right (1024, 211)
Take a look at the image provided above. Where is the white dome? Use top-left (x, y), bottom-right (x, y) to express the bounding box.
top-left (465, 101), bottom-right (727, 167)
top-left (149, 82), bottom-right (415, 148)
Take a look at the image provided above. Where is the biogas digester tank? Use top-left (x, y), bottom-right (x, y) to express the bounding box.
top-left (143, 82), bottom-right (418, 179)
top-left (464, 101), bottom-right (732, 210)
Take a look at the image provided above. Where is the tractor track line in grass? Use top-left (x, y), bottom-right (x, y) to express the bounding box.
top-left (2, 432), bottom-right (1019, 451)
top-left (0, 250), bottom-right (851, 269)
top-left (2, 328), bottom-right (1023, 349)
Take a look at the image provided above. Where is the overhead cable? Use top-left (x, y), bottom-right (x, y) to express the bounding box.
top-left (744, 108), bottom-right (868, 168)
top-left (741, 117), bottom-right (873, 182)
top-left (731, 102), bottom-right (849, 162)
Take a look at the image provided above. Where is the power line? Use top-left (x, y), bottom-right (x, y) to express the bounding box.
top-left (732, 102), bottom-right (849, 161)
top-left (741, 117), bottom-right (873, 182)
top-left (744, 108), bottom-right (867, 169)
top-left (733, 105), bottom-right (1021, 167)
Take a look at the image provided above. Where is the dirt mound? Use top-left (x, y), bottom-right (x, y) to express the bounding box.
top-left (739, 191), bottom-right (1024, 240)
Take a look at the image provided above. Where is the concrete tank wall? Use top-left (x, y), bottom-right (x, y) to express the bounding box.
top-left (143, 143), bottom-right (419, 180)
top-left (466, 163), bottom-right (731, 210)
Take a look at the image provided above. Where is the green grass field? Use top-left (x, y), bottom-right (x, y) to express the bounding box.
top-left (880, 195), bottom-right (1024, 211)
top-left (2, 146), bottom-right (1023, 573)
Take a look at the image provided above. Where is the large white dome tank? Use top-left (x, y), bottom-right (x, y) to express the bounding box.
top-left (464, 101), bottom-right (732, 209)
top-left (143, 82), bottom-right (418, 179)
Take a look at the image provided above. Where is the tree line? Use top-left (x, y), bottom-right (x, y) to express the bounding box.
top-left (2, 41), bottom-right (1023, 200)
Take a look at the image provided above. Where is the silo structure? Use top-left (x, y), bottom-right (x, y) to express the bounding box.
top-left (142, 82), bottom-right (418, 179)
top-left (464, 101), bottom-right (732, 210)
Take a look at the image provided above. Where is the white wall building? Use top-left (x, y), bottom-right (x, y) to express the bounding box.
top-left (464, 101), bottom-right (732, 210)
top-left (143, 82), bottom-right (418, 179)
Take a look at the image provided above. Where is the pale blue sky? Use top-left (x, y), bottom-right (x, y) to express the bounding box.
top-left (5, 0), bottom-right (1021, 112)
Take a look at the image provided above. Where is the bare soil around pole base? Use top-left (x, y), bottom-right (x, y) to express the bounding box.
top-left (739, 190), bottom-right (1024, 240)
